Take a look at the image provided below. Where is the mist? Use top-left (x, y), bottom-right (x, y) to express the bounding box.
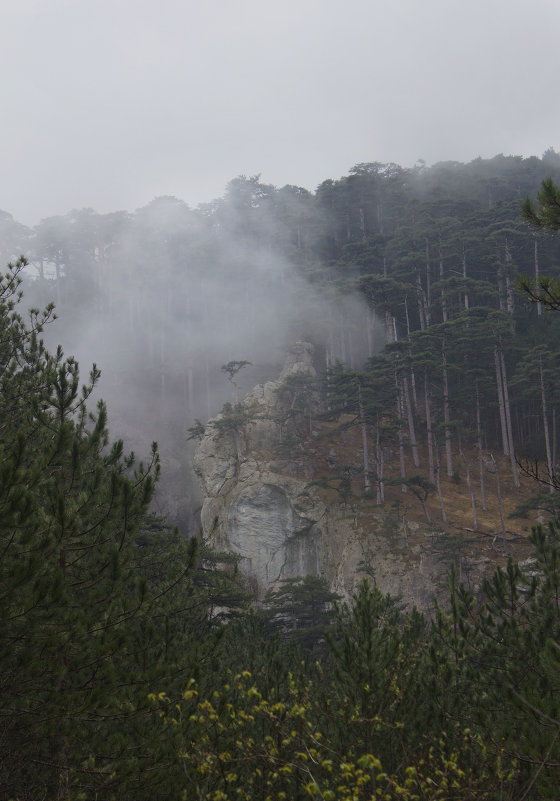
top-left (13, 184), bottom-right (379, 529)
top-left (10, 149), bottom-right (556, 529)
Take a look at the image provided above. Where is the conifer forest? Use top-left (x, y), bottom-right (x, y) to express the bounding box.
top-left (3, 153), bottom-right (560, 799)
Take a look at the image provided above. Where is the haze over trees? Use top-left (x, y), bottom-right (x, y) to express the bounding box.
top-left (2, 153), bottom-right (560, 798)
top-left (3, 151), bottom-right (560, 529)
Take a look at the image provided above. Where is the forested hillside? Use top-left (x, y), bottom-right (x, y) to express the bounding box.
top-left (3, 151), bottom-right (560, 529)
top-left (3, 153), bottom-right (560, 799)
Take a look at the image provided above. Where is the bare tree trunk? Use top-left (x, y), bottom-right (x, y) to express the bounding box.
top-left (396, 372), bottom-right (407, 492)
top-left (357, 381), bottom-right (371, 494)
top-left (491, 454), bottom-right (507, 553)
top-left (425, 368), bottom-right (435, 484)
top-left (441, 337), bottom-right (454, 477)
top-left (499, 347), bottom-right (520, 487)
top-left (476, 383), bottom-right (487, 511)
top-left (494, 344), bottom-right (509, 457)
top-left (404, 294), bottom-right (411, 336)
top-left (505, 236), bottom-right (515, 319)
top-left (416, 274), bottom-right (426, 331)
top-left (534, 238), bottom-right (543, 317)
top-left (539, 353), bottom-right (555, 492)
top-left (435, 441), bottom-right (447, 523)
top-left (404, 296), bottom-right (418, 409)
top-left (376, 418), bottom-right (385, 504)
top-left (439, 238), bottom-right (448, 323)
top-left (460, 450), bottom-right (477, 529)
top-left (410, 365), bottom-right (418, 411)
top-left (384, 309), bottom-right (395, 343)
top-left (403, 374), bottom-right (420, 467)
top-left (496, 242), bottom-right (506, 312)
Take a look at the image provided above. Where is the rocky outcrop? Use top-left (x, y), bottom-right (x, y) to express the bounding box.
top-left (194, 342), bottom-right (325, 597)
top-left (193, 343), bottom-right (491, 611)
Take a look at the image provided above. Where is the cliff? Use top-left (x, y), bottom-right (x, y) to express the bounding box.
top-left (194, 343), bottom-right (533, 613)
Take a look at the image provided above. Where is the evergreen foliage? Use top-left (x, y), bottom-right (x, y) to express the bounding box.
top-left (12, 152), bottom-right (560, 500)
top-left (150, 527), bottom-right (560, 800)
top-left (0, 259), bottom-right (246, 800)
top-left (6, 156), bottom-right (560, 798)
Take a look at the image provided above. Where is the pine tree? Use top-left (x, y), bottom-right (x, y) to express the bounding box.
top-left (0, 258), bottom-right (237, 800)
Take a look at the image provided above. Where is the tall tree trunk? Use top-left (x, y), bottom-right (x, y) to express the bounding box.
top-left (410, 365), bottom-right (418, 411)
top-left (416, 274), bottom-right (427, 331)
top-left (534, 238), bottom-right (543, 316)
top-left (476, 383), bottom-right (487, 511)
top-left (404, 297), bottom-right (418, 408)
top-left (441, 336), bottom-right (454, 477)
top-left (435, 440), bottom-right (447, 523)
top-left (404, 294), bottom-right (411, 336)
top-left (539, 353), bottom-right (555, 492)
top-left (491, 454), bottom-right (507, 552)
top-left (425, 240), bottom-right (432, 326)
top-left (462, 241), bottom-right (469, 310)
top-left (439, 238), bottom-right (448, 323)
top-left (396, 372), bottom-right (407, 492)
top-left (494, 344), bottom-right (509, 457)
top-left (460, 450), bottom-right (477, 529)
top-left (384, 309), bottom-right (395, 343)
top-left (425, 367), bottom-right (435, 484)
top-left (403, 374), bottom-right (420, 467)
top-left (376, 417), bottom-right (384, 504)
top-left (499, 347), bottom-right (520, 487)
top-left (357, 381), bottom-right (371, 494)
top-left (505, 236), bottom-right (515, 319)
top-left (496, 241), bottom-right (506, 312)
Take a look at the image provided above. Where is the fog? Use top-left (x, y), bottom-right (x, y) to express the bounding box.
top-left (12, 187), bottom-right (379, 529)
top-left (2, 1), bottom-right (559, 225)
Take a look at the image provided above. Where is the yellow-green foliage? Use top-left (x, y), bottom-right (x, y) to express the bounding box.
top-left (153, 672), bottom-right (518, 801)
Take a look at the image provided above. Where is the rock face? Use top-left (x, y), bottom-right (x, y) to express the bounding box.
top-left (194, 342), bottom-right (325, 597)
top-left (193, 343), bottom-right (489, 611)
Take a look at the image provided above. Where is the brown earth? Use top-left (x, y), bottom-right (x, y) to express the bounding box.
top-left (287, 415), bottom-right (542, 578)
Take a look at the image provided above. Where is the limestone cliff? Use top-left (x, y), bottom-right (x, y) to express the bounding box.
top-left (194, 343), bottom-right (325, 595)
top-left (194, 343), bottom-right (516, 612)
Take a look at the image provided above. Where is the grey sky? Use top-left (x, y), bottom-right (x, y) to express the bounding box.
top-left (1, 0), bottom-right (558, 225)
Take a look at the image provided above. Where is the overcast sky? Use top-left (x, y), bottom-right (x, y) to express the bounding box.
top-left (1, 0), bottom-right (558, 226)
